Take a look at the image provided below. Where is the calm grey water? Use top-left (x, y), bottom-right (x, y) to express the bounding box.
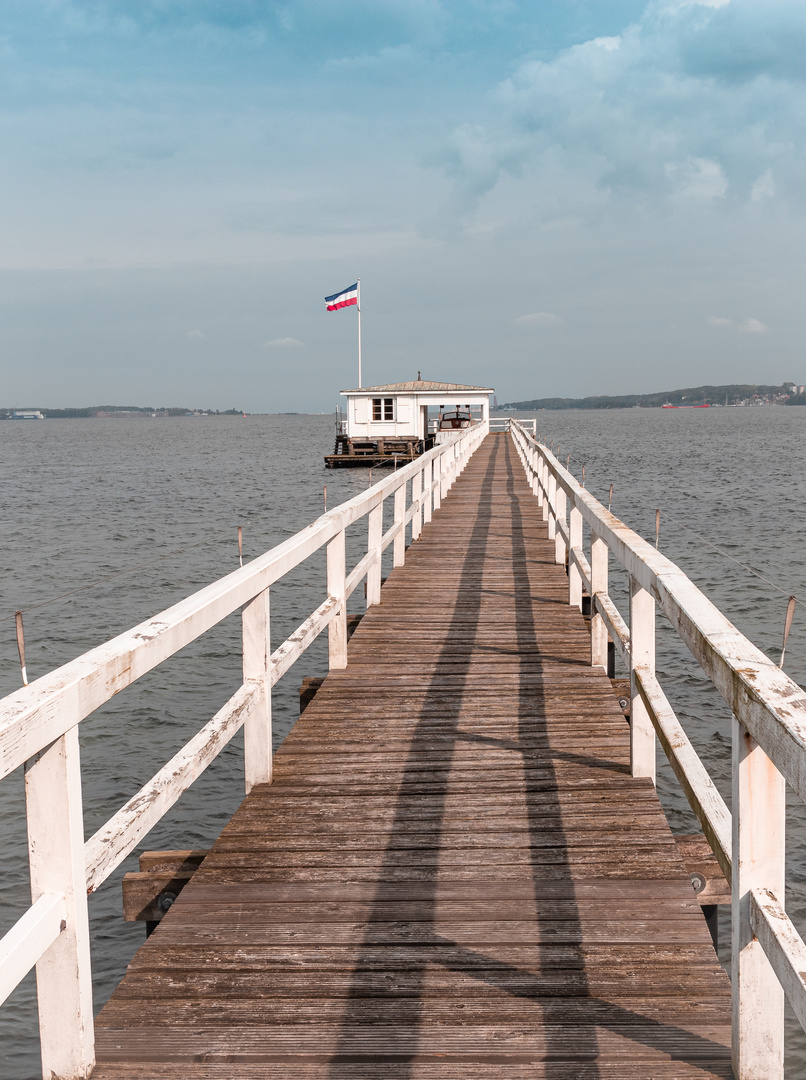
top-left (0, 409), bottom-right (804, 1077)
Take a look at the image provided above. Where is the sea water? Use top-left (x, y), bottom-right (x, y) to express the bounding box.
top-left (0, 409), bottom-right (804, 1076)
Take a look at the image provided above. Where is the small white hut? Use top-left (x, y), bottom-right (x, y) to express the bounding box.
top-left (325, 378), bottom-right (494, 467)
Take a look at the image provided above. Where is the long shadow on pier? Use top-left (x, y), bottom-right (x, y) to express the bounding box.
top-left (327, 434), bottom-right (731, 1077)
top-left (326, 436), bottom-right (597, 1077)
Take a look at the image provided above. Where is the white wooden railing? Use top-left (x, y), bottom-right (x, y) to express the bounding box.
top-left (509, 418), bottom-right (806, 1080)
top-left (0, 419), bottom-right (488, 1080)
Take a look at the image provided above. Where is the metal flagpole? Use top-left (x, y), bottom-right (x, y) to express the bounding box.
top-left (357, 278), bottom-right (362, 388)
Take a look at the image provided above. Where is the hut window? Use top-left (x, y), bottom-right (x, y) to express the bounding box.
top-left (372, 397), bottom-right (394, 421)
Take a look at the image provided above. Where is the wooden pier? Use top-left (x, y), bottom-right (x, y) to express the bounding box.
top-left (91, 434), bottom-right (732, 1078)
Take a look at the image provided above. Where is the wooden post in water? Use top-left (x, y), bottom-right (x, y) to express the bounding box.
top-left (732, 724), bottom-right (785, 1079)
top-left (25, 725), bottom-right (95, 1080)
top-left (327, 530), bottom-right (348, 669)
top-left (629, 576), bottom-right (656, 784)
top-left (242, 587), bottom-right (272, 790)
top-left (590, 531), bottom-right (609, 670)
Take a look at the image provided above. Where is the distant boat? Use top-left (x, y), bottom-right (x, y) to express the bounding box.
top-left (661, 403), bottom-right (711, 409)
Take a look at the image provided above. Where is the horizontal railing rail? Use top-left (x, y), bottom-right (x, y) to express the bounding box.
top-left (0, 418), bottom-right (488, 1080)
top-left (509, 418), bottom-right (806, 1080)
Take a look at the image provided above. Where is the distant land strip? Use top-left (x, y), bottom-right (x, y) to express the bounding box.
top-left (1, 405), bottom-right (244, 419)
top-left (502, 382), bottom-right (806, 410)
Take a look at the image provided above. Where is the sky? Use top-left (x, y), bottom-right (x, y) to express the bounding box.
top-left (1, 0), bottom-right (805, 411)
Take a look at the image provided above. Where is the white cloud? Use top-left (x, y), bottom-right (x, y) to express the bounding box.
top-left (751, 169), bottom-right (775, 202)
top-left (592, 36), bottom-right (621, 51)
top-left (515, 312), bottom-right (564, 327)
top-left (707, 316), bottom-right (770, 333)
top-left (738, 318), bottom-right (769, 333)
top-left (264, 336), bottom-right (304, 347)
top-left (666, 157), bottom-right (728, 200)
top-left (187, 329), bottom-right (204, 339)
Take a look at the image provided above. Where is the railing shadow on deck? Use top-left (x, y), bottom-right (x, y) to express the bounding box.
top-left (327, 435), bottom-right (731, 1077)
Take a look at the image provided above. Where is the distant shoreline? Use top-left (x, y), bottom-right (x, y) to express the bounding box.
top-left (501, 382), bottom-right (806, 411)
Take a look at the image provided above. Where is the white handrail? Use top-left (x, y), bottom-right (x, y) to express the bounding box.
top-left (509, 417), bottom-right (805, 1080)
top-left (0, 418), bottom-right (488, 1079)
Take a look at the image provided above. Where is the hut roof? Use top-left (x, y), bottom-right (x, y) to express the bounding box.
top-left (341, 380), bottom-right (493, 394)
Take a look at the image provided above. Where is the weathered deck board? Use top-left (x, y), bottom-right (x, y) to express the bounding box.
top-left (92, 433), bottom-right (733, 1078)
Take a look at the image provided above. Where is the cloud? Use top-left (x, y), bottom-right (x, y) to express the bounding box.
top-left (707, 316), bottom-right (770, 333)
top-left (666, 157), bottom-right (728, 200)
top-left (515, 312), bottom-right (564, 327)
top-left (751, 169), bottom-right (775, 201)
top-left (738, 317), bottom-right (769, 334)
top-left (263, 336), bottom-right (304, 347)
top-left (434, 0), bottom-right (806, 225)
top-left (187, 329), bottom-right (205, 339)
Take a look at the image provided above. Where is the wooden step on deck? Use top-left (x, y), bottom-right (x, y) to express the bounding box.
top-left (92, 433), bottom-right (733, 1079)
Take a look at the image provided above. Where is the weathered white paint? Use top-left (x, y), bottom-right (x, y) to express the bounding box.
top-left (568, 538), bottom-right (587, 610)
top-left (25, 727), bottom-right (94, 1079)
top-left (0, 893), bottom-right (66, 1008)
top-left (327, 530), bottom-right (348, 670)
top-left (629, 575), bottom-right (656, 784)
top-left (732, 722), bottom-right (785, 1079)
top-left (590, 531), bottom-right (609, 671)
top-left (634, 667), bottom-right (731, 880)
top-left (367, 503), bottom-right (383, 608)
top-left (750, 888), bottom-right (806, 1036)
top-left (393, 485), bottom-right (406, 567)
top-left (422, 460), bottom-right (433, 526)
top-left (270, 595), bottom-right (340, 686)
top-left (592, 593), bottom-right (630, 665)
top-left (411, 469), bottom-right (423, 541)
top-left (84, 682), bottom-right (260, 893)
top-left (242, 587), bottom-right (272, 792)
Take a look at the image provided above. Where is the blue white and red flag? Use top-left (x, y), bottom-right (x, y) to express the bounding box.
top-left (324, 283), bottom-right (358, 311)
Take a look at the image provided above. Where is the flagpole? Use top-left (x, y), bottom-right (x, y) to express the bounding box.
top-left (357, 278), bottom-right (362, 388)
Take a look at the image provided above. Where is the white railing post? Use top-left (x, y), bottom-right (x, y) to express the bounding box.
top-left (554, 487), bottom-right (567, 566)
top-left (629, 575), bottom-right (656, 783)
top-left (590, 531), bottom-right (609, 670)
top-left (412, 468), bottom-right (422, 541)
top-left (541, 456), bottom-right (549, 520)
top-left (569, 503), bottom-right (582, 610)
top-left (327, 529), bottom-right (348, 669)
top-left (367, 501), bottom-right (383, 607)
top-left (423, 459), bottom-right (433, 526)
top-left (440, 449), bottom-right (449, 501)
top-left (732, 723), bottom-right (785, 1079)
top-left (25, 726), bottom-right (95, 1080)
top-left (393, 483), bottom-right (406, 567)
top-left (242, 586), bottom-right (272, 790)
top-left (432, 454), bottom-right (442, 512)
top-left (547, 473), bottom-right (557, 538)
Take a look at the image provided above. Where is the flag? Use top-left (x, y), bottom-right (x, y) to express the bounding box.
top-left (325, 283), bottom-right (358, 311)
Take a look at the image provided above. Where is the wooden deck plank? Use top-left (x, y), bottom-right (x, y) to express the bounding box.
top-left (94, 433), bottom-right (732, 1078)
